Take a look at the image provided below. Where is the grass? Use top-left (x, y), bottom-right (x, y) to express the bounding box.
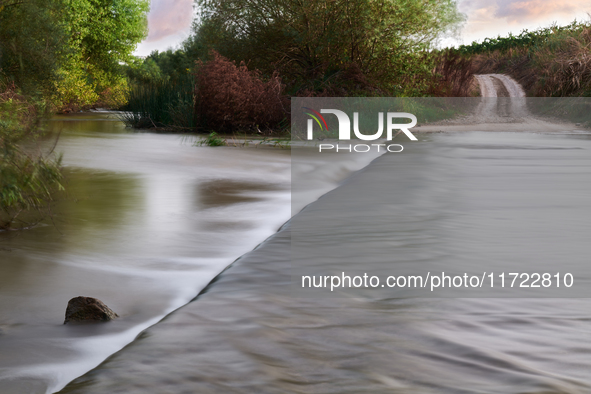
top-left (194, 132), bottom-right (227, 147)
top-left (191, 130), bottom-right (293, 150)
top-left (291, 97), bottom-right (474, 141)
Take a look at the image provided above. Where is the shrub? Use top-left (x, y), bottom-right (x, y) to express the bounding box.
top-left (292, 62), bottom-right (389, 97)
top-left (532, 26), bottom-right (591, 96)
top-left (194, 51), bottom-right (288, 133)
top-left (0, 83), bottom-right (63, 230)
top-left (428, 50), bottom-right (476, 97)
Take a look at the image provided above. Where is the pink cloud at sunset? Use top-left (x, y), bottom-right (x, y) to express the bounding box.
top-left (135, 0), bottom-right (194, 56)
top-left (460, 0), bottom-right (590, 23)
top-left (456, 0), bottom-right (591, 44)
top-left (146, 0), bottom-right (194, 42)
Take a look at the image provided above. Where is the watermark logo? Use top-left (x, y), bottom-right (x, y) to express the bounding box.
top-left (303, 107), bottom-right (329, 136)
top-left (304, 108), bottom-right (418, 141)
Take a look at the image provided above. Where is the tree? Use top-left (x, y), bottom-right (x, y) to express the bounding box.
top-left (146, 49), bottom-right (193, 81)
top-left (0, 0), bottom-right (66, 94)
top-left (54, 0), bottom-right (150, 109)
top-left (125, 57), bottom-right (164, 84)
top-left (196, 0), bottom-right (464, 92)
top-left (1, 0), bottom-right (150, 108)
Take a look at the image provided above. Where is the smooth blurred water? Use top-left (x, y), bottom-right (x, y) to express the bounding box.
top-left (0, 113), bottom-right (295, 393)
top-left (57, 129), bottom-right (591, 394)
top-left (291, 131), bottom-right (591, 297)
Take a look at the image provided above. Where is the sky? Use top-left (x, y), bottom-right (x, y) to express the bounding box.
top-left (457, 0), bottom-right (591, 45)
top-left (134, 0), bottom-right (194, 57)
top-left (134, 0), bottom-right (591, 56)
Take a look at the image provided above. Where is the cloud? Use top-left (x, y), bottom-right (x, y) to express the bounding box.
top-left (456, 0), bottom-right (591, 44)
top-left (146, 0), bottom-right (194, 42)
top-left (460, 0), bottom-right (591, 25)
top-left (493, 0), bottom-right (587, 23)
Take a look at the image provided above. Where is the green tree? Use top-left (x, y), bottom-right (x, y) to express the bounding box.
top-left (146, 49), bottom-right (193, 81)
top-left (0, 0), bottom-right (65, 94)
top-left (126, 57), bottom-right (164, 84)
top-left (54, 0), bottom-right (150, 110)
top-left (196, 0), bottom-right (464, 93)
top-left (1, 0), bottom-right (150, 108)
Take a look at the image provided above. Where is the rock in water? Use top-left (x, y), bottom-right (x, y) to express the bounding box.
top-left (64, 296), bottom-right (118, 324)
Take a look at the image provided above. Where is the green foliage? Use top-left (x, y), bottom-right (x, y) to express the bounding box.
top-left (195, 132), bottom-right (227, 146)
top-left (120, 74), bottom-right (195, 129)
top-left (0, 0), bottom-right (66, 95)
top-left (63, 0), bottom-right (149, 69)
top-left (459, 21), bottom-right (589, 55)
top-left (54, 0), bottom-right (150, 110)
top-left (125, 34), bottom-right (209, 85)
top-left (126, 58), bottom-right (164, 84)
top-left (0, 0), bottom-right (149, 110)
top-left (145, 50), bottom-right (193, 81)
top-left (0, 85), bottom-right (64, 230)
top-left (196, 0), bottom-right (465, 94)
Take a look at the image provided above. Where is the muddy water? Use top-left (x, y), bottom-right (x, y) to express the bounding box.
top-left (0, 112), bottom-right (378, 394)
top-left (58, 130), bottom-right (591, 394)
top-left (6, 111), bottom-right (591, 394)
top-left (0, 113), bottom-right (297, 393)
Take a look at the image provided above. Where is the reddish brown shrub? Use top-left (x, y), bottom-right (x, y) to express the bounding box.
top-left (194, 51), bottom-right (288, 132)
top-left (472, 48), bottom-right (535, 93)
top-left (429, 51), bottom-right (476, 97)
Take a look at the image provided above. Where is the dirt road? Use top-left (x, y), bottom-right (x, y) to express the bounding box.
top-left (419, 74), bottom-right (579, 133)
top-left (475, 74), bottom-right (526, 98)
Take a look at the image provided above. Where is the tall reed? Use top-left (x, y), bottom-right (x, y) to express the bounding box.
top-left (121, 74), bottom-right (195, 129)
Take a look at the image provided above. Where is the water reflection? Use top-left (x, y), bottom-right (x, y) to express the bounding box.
top-left (44, 112), bottom-right (128, 135)
top-left (0, 113), bottom-right (292, 393)
top-left (198, 179), bottom-right (283, 208)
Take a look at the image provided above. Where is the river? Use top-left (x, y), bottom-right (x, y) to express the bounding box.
top-left (2, 110), bottom-right (591, 393)
top-left (0, 112), bottom-right (298, 393)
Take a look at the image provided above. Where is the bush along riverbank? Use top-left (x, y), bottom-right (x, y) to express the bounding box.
top-left (121, 49), bottom-right (477, 135)
top-left (122, 51), bottom-right (290, 135)
top-left (120, 0), bottom-right (471, 135)
top-left (0, 83), bottom-right (64, 230)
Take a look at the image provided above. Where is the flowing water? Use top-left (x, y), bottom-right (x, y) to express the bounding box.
top-left (3, 112), bottom-right (591, 394)
top-left (55, 127), bottom-right (591, 394)
top-left (0, 113), bottom-right (297, 393)
top-left (0, 112), bottom-right (377, 394)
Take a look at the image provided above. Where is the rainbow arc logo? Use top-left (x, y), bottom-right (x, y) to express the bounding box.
top-left (303, 107), bottom-right (328, 138)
